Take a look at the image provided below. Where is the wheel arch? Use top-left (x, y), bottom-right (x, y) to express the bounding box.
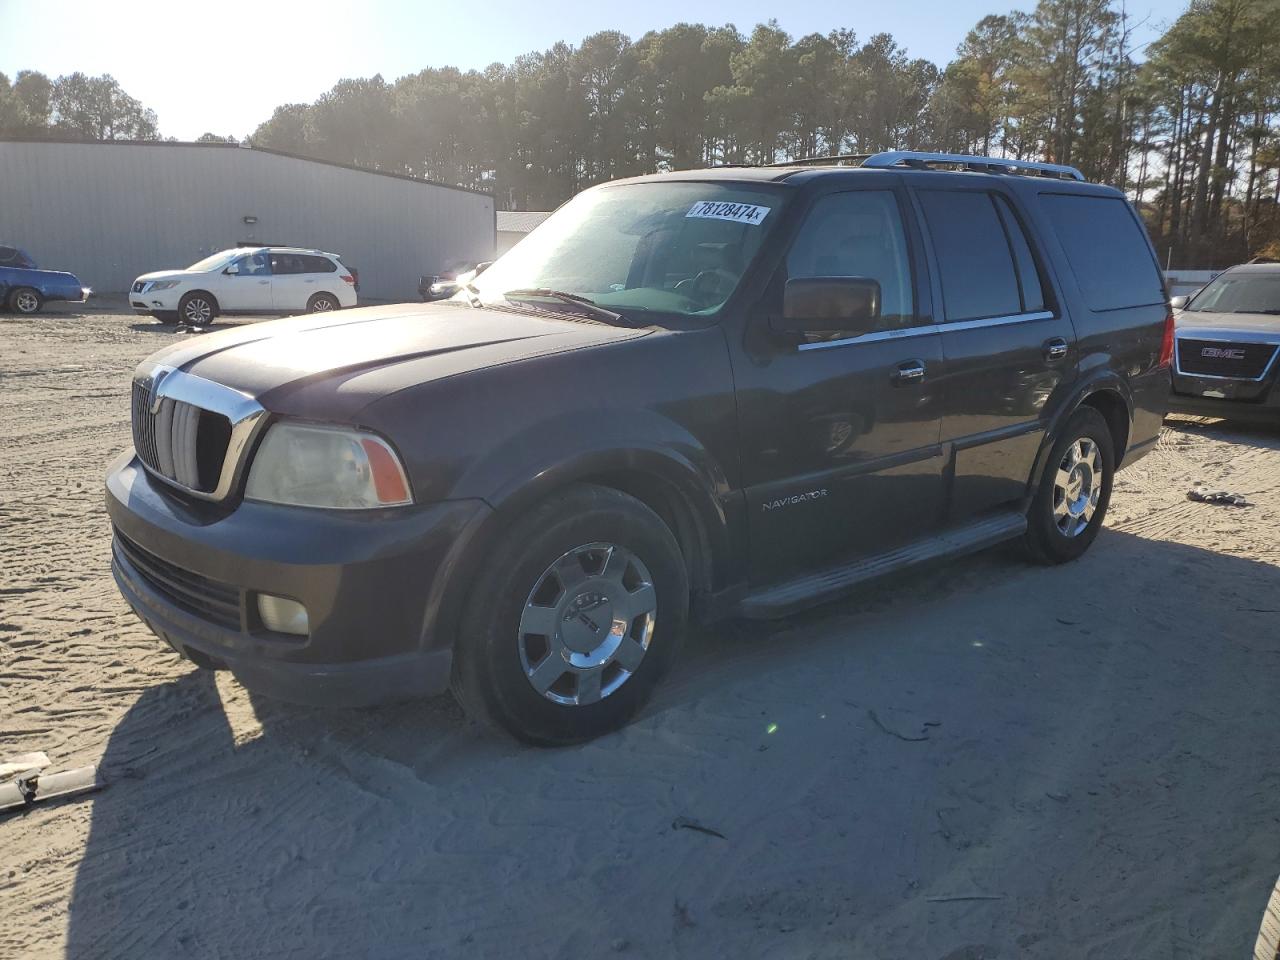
top-left (180, 289), bottom-right (220, 315)
top-left (1023, 374), bottom-right (1134, 510)
top-left (421, 446), bottom-right (734, 656)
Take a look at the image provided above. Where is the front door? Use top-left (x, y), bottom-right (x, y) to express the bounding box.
top-left (219, 251), bottom-right (273, 310)
top-left (730, 185), bottom-right (947, 584)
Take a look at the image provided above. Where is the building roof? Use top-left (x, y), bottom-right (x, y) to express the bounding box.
top-left (496, 210), bottom-right (551, 233)
top-left (0, 137), bottom-right (493, 198)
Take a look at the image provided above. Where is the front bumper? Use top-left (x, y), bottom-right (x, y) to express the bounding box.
top-left (130, 286), bottom-right (182, 313)
top-left (1168, 371), bottom-right (1280, 423)
top-left (106, 451), bottom-right (491, 706)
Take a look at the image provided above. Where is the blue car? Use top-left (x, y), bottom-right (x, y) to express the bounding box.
top-left (0, 244), bottom-right (88, 314)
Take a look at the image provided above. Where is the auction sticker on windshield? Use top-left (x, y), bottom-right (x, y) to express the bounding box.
top-left (686, 201), bottom-right (771, 225)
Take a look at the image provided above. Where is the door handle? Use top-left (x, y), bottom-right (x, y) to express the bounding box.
top-left (893, 360), bottom-right (927, 384)
top-left (1043, 337), bottom-right (1069, 362)
top-left (258, 279), bottom-right (269, 284)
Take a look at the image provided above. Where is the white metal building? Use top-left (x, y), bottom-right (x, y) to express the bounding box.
top-left (0, 139), bottom-right (495, 302)
top-left (496, 210), bottom-right (551, 255)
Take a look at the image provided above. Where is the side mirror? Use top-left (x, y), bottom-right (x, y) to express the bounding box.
top-left (773, 277), bottom-right (882, 336)
top-left (1169, 294), bottom-right (1189, 310)
top-left (224, 264), bottom-right (239, 276)
top-left (474, 261), bottom-right (494, 276)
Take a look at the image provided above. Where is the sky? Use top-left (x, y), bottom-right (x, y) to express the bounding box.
top-left (1, 0), bottom-right (1191, 142)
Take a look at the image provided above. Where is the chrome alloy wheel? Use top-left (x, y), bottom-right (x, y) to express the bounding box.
top-left (518, 542), bottom-right (657, 706)
top-left (1052, 437), bottom-right (1103, 537)
top-left (182, 297), bottom-right (213, 324)
top-left (311, 296), bottom-right (336, 312)
top-left (14, 289), bottom-right (40, 314)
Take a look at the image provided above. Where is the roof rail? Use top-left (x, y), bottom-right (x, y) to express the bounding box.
top-left (862, 151), bottom-right (1086, 182)
top-left (766, 153), bottom-right (870, 168)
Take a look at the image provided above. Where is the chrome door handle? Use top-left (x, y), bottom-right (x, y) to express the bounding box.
top-left (894, 360), bottom-right (927, 383)
top-left (1044, 337), bottom-right (1069, 361)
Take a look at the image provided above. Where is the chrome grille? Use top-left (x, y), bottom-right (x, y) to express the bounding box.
top-left (131, 375), bottom-right (232, 493)
top-left (1176, 338), bottom-right (1278, 380)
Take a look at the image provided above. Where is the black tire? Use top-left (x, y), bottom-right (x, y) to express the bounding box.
top-left (8, 286), bottom-right (43, 314)
top-left (306, 292), bottom-right (340, 313)
top-left (177, 291), bottom-right (217, 326)
top-left (451, 484), bottom-right (689, 745)
top-left (1024, 406), bottom-right (1114, 564)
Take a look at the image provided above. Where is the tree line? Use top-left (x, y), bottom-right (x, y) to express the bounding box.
top-left (4, 0), bottom-right (1280, 267)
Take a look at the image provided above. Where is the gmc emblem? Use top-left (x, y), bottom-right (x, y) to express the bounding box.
top-left (1201, 346), bottom-right (1247, 360)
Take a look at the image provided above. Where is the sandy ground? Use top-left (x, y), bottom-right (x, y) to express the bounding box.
top-left (2, 305), bottom-right (1279, 960)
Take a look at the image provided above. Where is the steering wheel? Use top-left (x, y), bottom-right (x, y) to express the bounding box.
top-left (673, 269), bottom-right (738, 306)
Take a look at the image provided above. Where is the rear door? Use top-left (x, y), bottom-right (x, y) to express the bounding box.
top-left (910, 184), bottom-right (1078, 520)
top-left (730, 182), bottom-right (947, 584)
top-left (268, 253), bottom-right (309, 311)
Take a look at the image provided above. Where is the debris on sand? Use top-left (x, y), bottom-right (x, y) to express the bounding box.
top-left (1188, 483), bottom-right (1253, 507)
top-left (1, 753), bottom-right (103, 814)
top-left (672, 817), bottom-right (727, 840)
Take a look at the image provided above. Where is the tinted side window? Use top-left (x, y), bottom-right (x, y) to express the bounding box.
top-left (992, 195), bottom-right (1046, 313)
top-left (300, 255), bottom-right (337, 273)
top-left (785, 190), bottom-right (916, 331)
top-left (918, 190), bottom-right (1021, 321)
top-left (0, 246), bottom-right (16, 264)
top-left (270, 254), bottom-right (300, 275)
top-left (1040, 194), bottom-right (1164, 311)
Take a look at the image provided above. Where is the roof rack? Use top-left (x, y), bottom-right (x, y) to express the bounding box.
top-left (861, 151), bottom-right (1085, 181)
top-left (758, 150), bottom-right (1085, 181)
top-left (766, 153), bottom-right (870, 167)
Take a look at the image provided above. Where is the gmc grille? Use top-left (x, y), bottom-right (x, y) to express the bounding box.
top-left (113, 529), bottom-right (242, 630)
top-left (1176, 339), bottom-right (1277, 379)
top-left (131, 380), bottom-right (232, 493)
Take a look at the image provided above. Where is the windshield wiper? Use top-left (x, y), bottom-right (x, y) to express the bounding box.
top-left (502, 288), bottom-right (626, 325)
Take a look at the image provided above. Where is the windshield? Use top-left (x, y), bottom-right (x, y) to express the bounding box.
top-left (1187, 273), bottom-right (1280, 314)
top-left (468, 181), bottom-right (787, 319)
top-left (187, 249), bottom-right (243, 273)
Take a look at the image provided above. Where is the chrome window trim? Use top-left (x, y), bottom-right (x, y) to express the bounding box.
top-left (132, 363), bottom-right (267, 501)
top-left (1172, 335), bottom-right (1280, 383)
top-left (797, 310), bottom-right (1055, 351)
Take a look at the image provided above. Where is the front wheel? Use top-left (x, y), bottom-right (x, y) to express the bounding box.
top-left (306, 293), bottom-right (339, 313)
top-left (8, 286), bottom-right (42, 314)
top-left (177, 292), bottom-right (216, 326)
top-left (451, 484), bottom-right (689, 745)
top-left (1024, 406), bottom-right (1114, 564)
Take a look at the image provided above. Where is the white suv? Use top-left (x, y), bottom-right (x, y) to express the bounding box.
top-left (130, 247), bottom-right (357, 325)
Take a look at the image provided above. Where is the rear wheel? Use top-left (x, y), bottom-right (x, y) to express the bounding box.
top-left (177, 292), bottom-right (216, 326)
top-left (307, 293), bottom-right (339, 313)
top-left (1024, 407), bottom-right (1114, 564)
top-left (451, 484), bottom-right (689, 745)
top-left (8, 286), bottom-right (42, 314)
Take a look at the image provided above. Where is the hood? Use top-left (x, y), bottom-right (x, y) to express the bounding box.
top-left (140, 301), bottom-right (650, 419)
top-left (134, 270), bottom-right (193, 283)
top-left (1175, 309), bottom-right (1280, 338)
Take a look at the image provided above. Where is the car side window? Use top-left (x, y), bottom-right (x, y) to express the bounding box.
top-left (235, 253), bottom-right (271, 276)
top-left (917, 189), bottom-right (1025, 322)
top-left (299, 254), bottom-right (337, 274)
top-left (992, 194), bottom-right (1047, 313)
top-left (785, 190), bottom-right (916, 331)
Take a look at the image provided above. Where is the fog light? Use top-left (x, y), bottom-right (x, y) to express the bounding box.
top-left (257, 594), bottom-right (309, 635)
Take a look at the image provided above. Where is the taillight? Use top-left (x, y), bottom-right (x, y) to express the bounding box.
top-left (340, 274), bottom-right (355, 285)
top-left (1157, 311), bottom-right (1175, 367)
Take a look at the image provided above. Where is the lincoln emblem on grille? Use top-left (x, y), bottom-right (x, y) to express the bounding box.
top-left (1201, 346), bottom-right (1247, 360)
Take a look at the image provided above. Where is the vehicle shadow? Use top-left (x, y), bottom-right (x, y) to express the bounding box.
top-left (66, 529), bottom-right (1280, 959)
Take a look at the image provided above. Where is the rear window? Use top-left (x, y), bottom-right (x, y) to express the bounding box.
top-left (1040, 194), bottom-right (1164, 311)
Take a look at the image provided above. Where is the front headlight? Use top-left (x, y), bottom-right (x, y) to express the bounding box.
top-left (245, 422), bottom-right (413, 509)
top-left (147, 279), bottom-right (182, 291)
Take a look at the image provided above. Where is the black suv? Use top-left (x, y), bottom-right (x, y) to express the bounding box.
top-left (107, 151), bottom-right (1172, 744)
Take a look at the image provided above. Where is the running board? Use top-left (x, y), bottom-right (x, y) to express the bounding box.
top-left (736, 511), bottom-right (1027, 620)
